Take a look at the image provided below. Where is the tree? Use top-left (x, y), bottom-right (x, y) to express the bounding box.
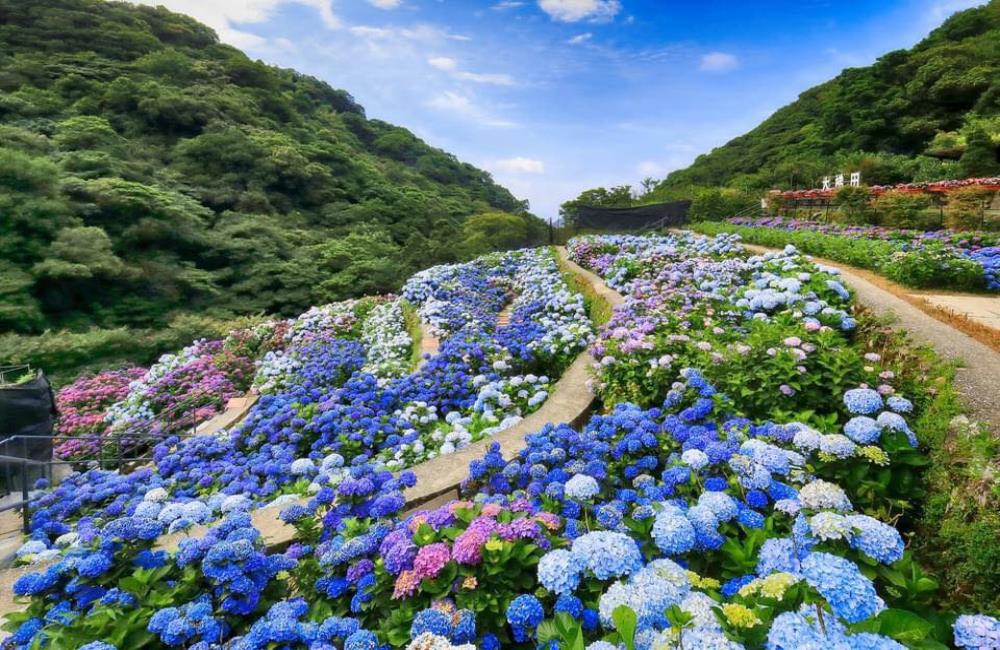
top-left (0, 262), bottom-right (43, 332)
top-left (32, 227), bottom-right (128, 280)
top-left (311, 228), bottom-right (404, 301)
top-left (959, 128), bottom-right (1000, 177)
top-left (833, 185), bottom-right (875, 224)
top-left (459, 212), bottom-right (530, 257)
top-left (944, 186), bottom-right (994, 229)
top-left (559, 185), bottom-right (633, 225)
top-left (873, 190), bottom-right (933, 228)
top-left (688, 188), bottom-right (753, 222)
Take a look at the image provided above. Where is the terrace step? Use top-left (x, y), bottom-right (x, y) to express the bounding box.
top-left (155, 247), bottom-right (624, 554)
top-left (193, 394), bottom-right (260, 436)
top-left (414, 331), bottom-right (439, 371)
top-left (497, 304), bottom-right (513, 327)
top-left (0, 246), bottom-right (625, 616)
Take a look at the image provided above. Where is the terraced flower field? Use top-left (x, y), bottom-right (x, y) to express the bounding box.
top-left (4, 236), bottom-right (999, 650)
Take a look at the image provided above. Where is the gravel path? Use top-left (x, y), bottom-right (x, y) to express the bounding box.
top-left (741, 242), bottom-right (1000, 434)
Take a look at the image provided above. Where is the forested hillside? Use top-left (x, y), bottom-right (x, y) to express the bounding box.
top-left (0, 0), bottom-right (539, 340)
top-left (653, 0), bottom-right (1000, 199)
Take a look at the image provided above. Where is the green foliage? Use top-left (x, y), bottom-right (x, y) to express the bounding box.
top-left (690, 222), bottom-right (988, 292)
top-left (882, 243), bottom-right (985, 290)
top-left (0, 313), bottom-right (264, 385)
top-left (688, 187), bottom-right (755, 221)
top-left (943, 186), bottom-right (996, 229)
top-left (458, 211), bottom-right (549, 257)
top-left (0, 0), bottom-right (534, 357)
top-left (959, 127), bottom-right (1000, 176)
top-left (559, 185), bottom-right (634, 224)
top-left (912, 412), bottom-right (1000, 612)
top-left (655, 1), bottom-right (1000, 195)
top-left (832, 185), bottom-right (874, 224)
top-left (873, 190), bottom-right (936, 229)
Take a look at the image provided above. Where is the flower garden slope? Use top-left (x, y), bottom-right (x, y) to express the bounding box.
top-left (731, 239), bottom-right (1000, 434)
top-left (5, 246), bottom-right (599, 580)
top-left (5, 235), bottom-right (1000, 649)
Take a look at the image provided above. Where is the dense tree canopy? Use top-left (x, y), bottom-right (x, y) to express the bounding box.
top-left (0, 0), bottom-right (540, 337)
top-left (647, 0), bottom-right (1000, 201)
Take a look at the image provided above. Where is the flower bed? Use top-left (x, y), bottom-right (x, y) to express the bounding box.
top-left (8, 238), bottom-right (999, 650)
top-left (16, 245), bottom-right (591, 546)
top-left (694, 218), bottom-right (1000, 292)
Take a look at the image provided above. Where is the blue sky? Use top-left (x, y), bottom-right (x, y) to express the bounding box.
top-left (136, 0), bottom-right (983, 219)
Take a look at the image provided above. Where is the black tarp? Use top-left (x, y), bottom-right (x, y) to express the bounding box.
top-left (575, 201), bottom-right (691, 230)
top-left (0, 369), bottom-right (56, 462)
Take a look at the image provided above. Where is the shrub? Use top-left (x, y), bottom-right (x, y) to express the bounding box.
top-left (874, 190), bottom-right (932, 229)
top-left (689, 187), bottom-right (753, 221)
top-left (880, 244), bottom-right (985, 290)
top-left (832, 185), bottom-right (875, 224)
top-left (944, 186), bottom-right (995, 230)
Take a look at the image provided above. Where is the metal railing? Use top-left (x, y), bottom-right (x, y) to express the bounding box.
top-left (0, 387), bottom-right (232, 534)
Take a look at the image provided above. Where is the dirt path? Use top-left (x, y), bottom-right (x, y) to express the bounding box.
top-left (740, 241), bottom-right (1000, 434)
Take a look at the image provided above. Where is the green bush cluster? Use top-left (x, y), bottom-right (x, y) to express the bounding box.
top-left (0, 0), bottom-right (541, 344)
top-left (0, 313), bottom-right (264, 385)
top-left (691, 222), bottom-right (988, 291)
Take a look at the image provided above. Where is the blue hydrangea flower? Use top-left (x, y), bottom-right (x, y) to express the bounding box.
top-left (537, 549), bottom-right (581, 595)
top-left (953, 614), bottom-right (1000, 649)
top-left (843, 388), bottom-right (883, 415)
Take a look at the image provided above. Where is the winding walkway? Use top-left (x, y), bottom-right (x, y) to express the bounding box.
top-left (739, 241), bottom-right (1000, 434)
top-left (0, 247), bottom-right (623, 615)
top-left (155, 247), bottom-right (622, 551)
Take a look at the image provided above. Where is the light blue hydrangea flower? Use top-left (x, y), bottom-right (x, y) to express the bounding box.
top-left (538, 549), bottom-right (581, 595)
top-left (570, 531), bottom-right (643, 580)
top-left (953, 614), bottom-right (1000, 649)
top-left (565, 474), bottom-right (600, 500)
top-left (843, 388), bottom-right (883, 415)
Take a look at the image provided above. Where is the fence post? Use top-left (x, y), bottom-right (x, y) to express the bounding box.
top-left (21, 460), bottom-right (29, 534)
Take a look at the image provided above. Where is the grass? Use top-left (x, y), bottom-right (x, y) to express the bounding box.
top-left (401, 299), bottom-right (425, 371)
top-left (853, 309), bottom-right (1000, 614)
top-left (552, 245), bottom-right (614, 327)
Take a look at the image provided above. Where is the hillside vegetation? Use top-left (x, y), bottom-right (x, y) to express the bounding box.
top-left (0, 0), bottom-right (541, 350)
top-left (645, 1), bottom-right (1000, 204)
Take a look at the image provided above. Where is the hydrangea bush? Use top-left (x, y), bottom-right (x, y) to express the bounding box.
top-left (7, 238), bottom-right (997, 650)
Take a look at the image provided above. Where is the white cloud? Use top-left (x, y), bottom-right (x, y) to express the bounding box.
top-left (399, 24), bottom-right (472, 42)
top-left (350, 25), bottom-right (394, 38)
top-left (537, 0), bottom-right (621, 23)
top-left (699, 51), bottom-right (739, 72)
top-left (130, 0), bottom-right (340, 47)
top-left (428, 56), bottom-right (459, 71)
top-left (567, 32), bottom-right (592, 44)
top-left (456, 71), bottom-right (515, 85)
top-left (367, 0), bottom-right (402, 8)
top-left (492, 0), bottom-right (526, 9)
top-left (427, 91), bottom-right (517, 127)
top-left (495, 157), bottom-right (545, 173)
top-left (428, 57), bottom-right (515, 86)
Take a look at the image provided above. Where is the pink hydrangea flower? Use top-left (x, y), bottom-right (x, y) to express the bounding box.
top-left (413, 542), bottom-right (451, 579)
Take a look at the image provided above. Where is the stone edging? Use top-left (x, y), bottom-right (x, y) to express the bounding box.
top-left (158, 246), bottom-right (622, 551)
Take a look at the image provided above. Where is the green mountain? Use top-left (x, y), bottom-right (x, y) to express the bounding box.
top-left (0, 0), bottom-right (537, 337)
top-left (655, 0), bottom-right (1000, 197)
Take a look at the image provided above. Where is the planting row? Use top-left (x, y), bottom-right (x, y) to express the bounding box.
top-left (7, 236), bottom-right (999, 650)
top-left (693, 218), bottom-right (1000, 292)
top-left (23, 247), bottom-right (590, 552)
